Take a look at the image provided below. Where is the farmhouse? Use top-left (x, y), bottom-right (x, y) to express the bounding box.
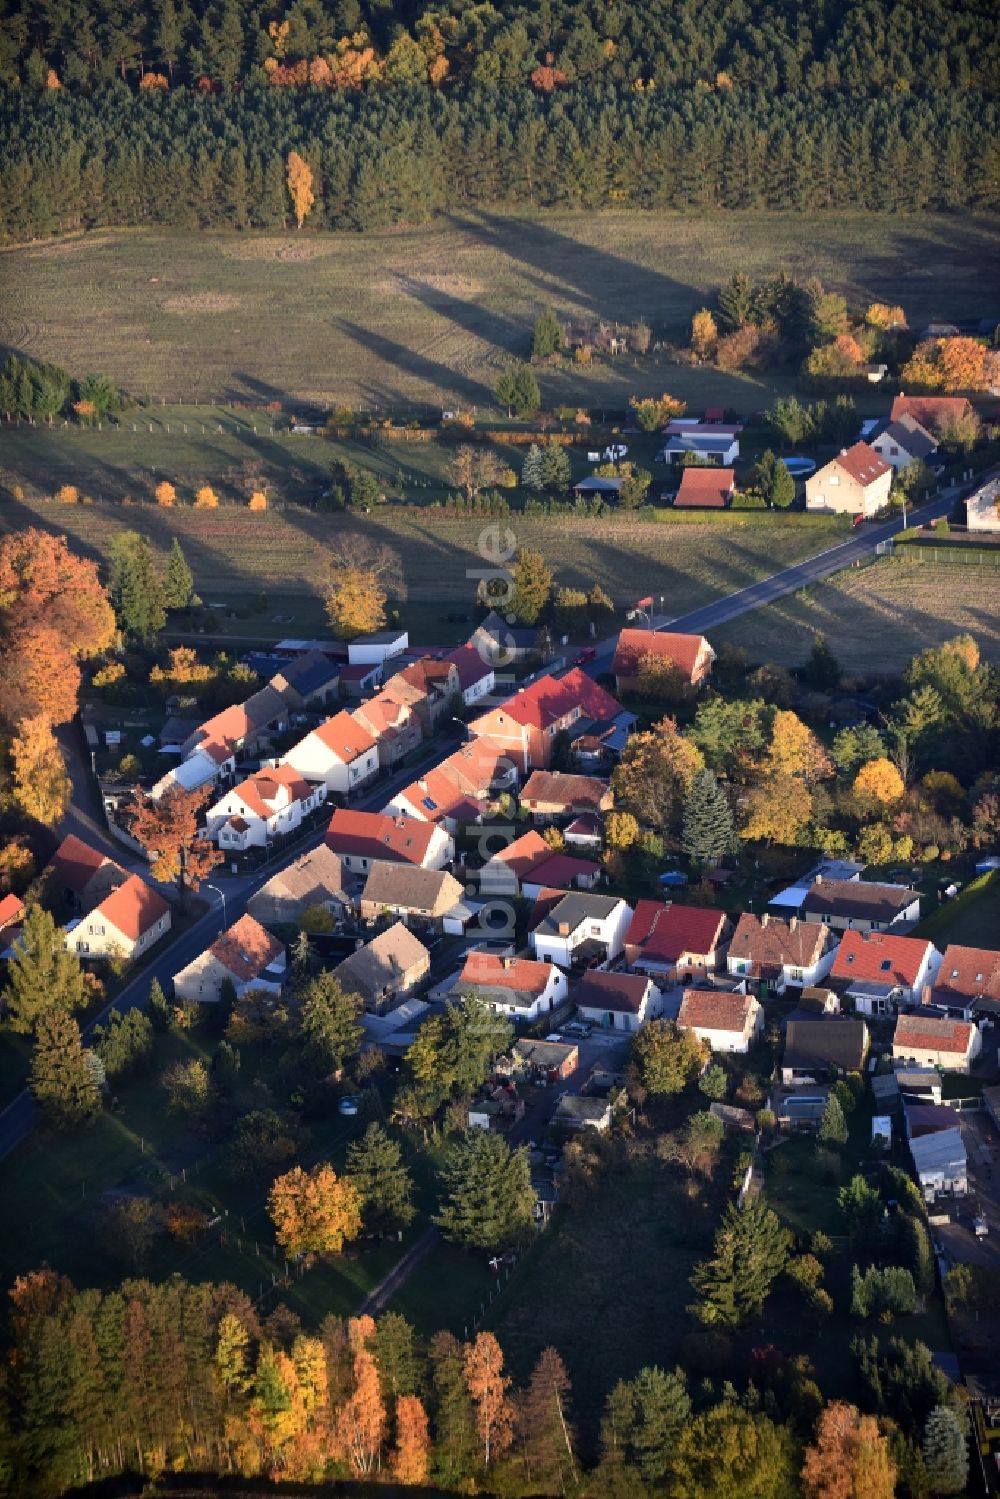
top-left (623, 901), bottom-right (730, 983)
top-left (530, 891), bottom-right (633, 969)
top-left (519, 770), bottom-right (613, 822)
top-left (247, 844), bottom-right (348, 928)
top-left (443, 644), bottom-right (496, 706)
top-left (892, 1012), bottom-right (982, 1072)
top-left (805, 442), bottom-right (893, 517)
top-left (468, 669), bottom-right (621, 775)
top-left (890, 393), bottom-right (974, 432)
top-left (801, 877), bottom-right (920, 933)
top-left (326, 809), bottom-right (454, 873)
top-left (830, 930), bottom-right (942, 1014)
top-left (65, 874), bottom-right (171, 965)
top-left (205, 766), bottom-right (325, 851)
top-left (727, 913), bottom-right (837, 994)
top-left (333, 921), bottom-right (430, 1013)
top-left (469, 611), bottom-right (538, 668)
top-left (612, 628), bottom-right (715, 693)
top-left (677, 986), bottom-right (763, 1054)
top-left (173, 914), bottom-right (286, 1004)
top-left (268, 649), bottom-right (340, 710)
top-left (282, 712), bottom-right (379, 796)
top-left (49, 834), bottom-right (127, 910)
top-left (358, 862), bottom-right (466, 932)
top-left (574, 970), bottom-right (660, 1032)
top-left (674, 466), bottom-right (735, 508)
top-left (479, 829), bottom-right (552, 896)
top-left (457, 951), bottom-right (568, 1021)
top-left (869, 415), bottom-right (937, 472)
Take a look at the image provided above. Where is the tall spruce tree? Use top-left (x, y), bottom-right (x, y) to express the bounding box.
top-left (29, 1009), bottom-right (102, 1128)
top-left (681, 768), bottom-right (735, 866)
top-left (818, 1092), bottom-right (849, 1145)
top-left (163, 538), bottom-right (194, 609)
top-left (922, 1406), bottom-right (968, 1495)
top-left (716, 271), bottom-right (755, 332)
top-left (531, 307), bottom-right (563, 357)
top-left (345, 1123), bottom-right (416, 1235)
top-left (540, 441), bottom-right (571, 493)
top-left (2, 906), bottom-right (89, 1034)
top-left (107, 530), bottom-right (166, 643)
top-left (690, 1197), bottom-right (790, 1325)
top-left (434, 1131), bottom-right (535, 1250)
top-left (521, 442), bottom-right (545, 491)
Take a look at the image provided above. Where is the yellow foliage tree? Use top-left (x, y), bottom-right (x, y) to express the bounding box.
top-left (155, 481), bottom-right (176, 507)
top-left (139, 72), bottom-right (168, 90)
top-left (194, 485), bottom-right (219, 508)
top-left (248, 490), bottom-right (268, 511)
top-left (691, 308), bottom-right (719, 361)
top-left (325, 565), bottom-right (387, 640)
top-left (741, 773), bottom-right (813, 846)
top-left (268, 1163), bottom-right (362, 1258)
top-left (464, 1332), bottom-right (515, 1470)
top-left (11, 716), bottom-right (70, 826)
top-left (605, 809), bottom-right (639, 849)
top-left (764, 710), bottom-right (833, 784)
top-left (45, 69), bottom-right (61, 88)
top-left (286, 150), bottom-right (315, 230)
top-left (55, 484), bottom-right (79, 504)
top-left (865, 303), bottom-right (907, 331)
top-left (612, 718), bottom-right (704, 833)
top-left (335, 1336), bottom-right (385, 1475)
top-left (801, 1401), bottom-right (896, 1499)
top-left (853, 758), bottom-right (904, 805)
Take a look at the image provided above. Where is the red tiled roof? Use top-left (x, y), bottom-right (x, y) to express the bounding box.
top-left (0, 893), bottom-right (25, 928)
top-left (565, 814), bottom-right (602, 837)
top-left (340, 662), bottom-right (380, 681)
top-left (831, 441), bottom-right (892, 488)
top-left (196, 703), bottom-right (252, 750)
top-left (575, 970), bottom-right (652, 1014)
top-left (210, 913), bottom-right (283, 983)
top-left (228, 765), bottom-right (311, 820)
top-left (934, 945), bottom-right (1000, 1002)
top-left (311, 711), bottom-right (376, 761)
top-left (460, 951), bottom-right (554, 997)
top-left (625, 900), bottom-right (728, 962)
top-left (678, 987), bottom-right (755, 1033)
top-left (326, 809), bottom-right (442, 865)
top-left (831, 929), bottom-right (933, 987)
top-left (354, 693), bottom-right (416, 736)
top-left (97, 874), bottom-right (170, 942)
top-left (613, 628), bottom-right (711, 683)
top-left (493, 669), bottom-right (621, 732)
top-left (891, 394), bottom-right (973, 431)
top-left (445, 644), bottom-right (495, 689)
top-left (50, 834), bottom-right (124, 895)
top-left (729, 912), bottom-right (829, 969)
top-left (894, 1012), bottom-right (974, 1056)
top-left (675, 467), bottom-right (734, 508)
top-left (489, 828), bottom-right (550, 878)
top-left (522, 853), bottom-right (600, 888)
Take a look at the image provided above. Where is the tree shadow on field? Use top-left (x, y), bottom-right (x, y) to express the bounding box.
top-left (394, 274), bottom-right (528, 361)
top-left (334, 319), bottom-right (491, 409)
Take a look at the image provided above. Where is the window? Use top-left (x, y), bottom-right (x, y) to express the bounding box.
top-left (829, 474), bottom-right (840, 486)
top-left (589, 924), bottom-right (602, 936)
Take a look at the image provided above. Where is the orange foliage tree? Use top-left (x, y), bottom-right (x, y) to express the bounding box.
top-left (155, 480), bottom-right (176, 507)
top-left (392, 1394), bottom-right (430, 1484)
top-left (268, 1163), bottom-right (362, 1258)
top-left (801, 1401), bottom-right (896, 1499)
top-left (129, 786), bottom-right (216, 902)
top-left (286, 151), bottom-right (315, 229)
top-left (248, 490), bottom-right (268, 511)
top-left (194, 484), bottom-right (219, 508)
top-left (0, 625), bottom-right (80, 727)
top-left (335, 1317), bottom-right (385, 1475)
top-left (464, 1331), bottom-right (515, 1470)
top-left (0, 530), bottom-right (115, 700)
top-left (902, 336), bottom-right (993, 392)
top-left (11, 715), bottom-right (71, 826)
top-left (55, 484), bottom-right (78, 504)
top-left (139, 72), bottom-right (168, 90)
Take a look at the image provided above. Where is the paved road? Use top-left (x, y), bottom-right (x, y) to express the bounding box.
top-left (0, 737), bottom-right (458, 1163)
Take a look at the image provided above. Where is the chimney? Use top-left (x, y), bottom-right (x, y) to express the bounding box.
top-left (557, 921), bottom-right (570, 936)
top-left (789, 917), bottom-right (797, 932)
top-left (418, 779), bottom-right (428, 793)
top-left (814, 874), bottom-right (823, 885)
top-left (760, 914), bottom-right (769, 928)
top-left (501, 955), bottom-right (513, 969)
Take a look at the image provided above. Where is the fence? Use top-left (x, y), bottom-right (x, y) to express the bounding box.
top-left (905, 545), bottom-right (1000, 568)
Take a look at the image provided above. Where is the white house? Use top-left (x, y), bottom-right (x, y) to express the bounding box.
top-left (347, 629), bottom-right (409, 666)
top-left (282, 711), bottom-right (379, 796)
top-left (657, 422), bottom-right (741, 467)
top-left (727, 913), bottom-right (837, 994)
top-left (869, 415), bottom-right (937, 472)
top-left (456, 951), bottom-right (568, 1021)
top-left (151, 741), bottom-right (236, 802)
top-left (445, 645), bottom-right (497, 707)
top-left (529, 892), bottom-right (633, 969)
top-left (830, 931), bottom-right (942, 1015)
top-left (892, 1013), bottom-right (982, 1073)
top-left (205, 766), bottom-right (326, 851)
top-left (575, 970), bottom-right (660, 1032)
top-left (966, 474), bottom-right (1000, 535)
top-left (805, 442), bottom-right (893, 518)
top-left (325, 809), bottom-right (455, 874)
top-left (677, 986), bottom-right (764, 1054)
top-left (64, 874), bottom-right (171, 966)
top-left (173, 914), bottom-right (287, 1004)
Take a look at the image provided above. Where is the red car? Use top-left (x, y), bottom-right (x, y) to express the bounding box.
top-left (852, 512), bottom-right (865, 527)
top-left (575, 647), bottom-right (597, 665)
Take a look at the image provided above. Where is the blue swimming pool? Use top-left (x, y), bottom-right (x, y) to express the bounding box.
top-left (781, 456), bottom-right (817, 477)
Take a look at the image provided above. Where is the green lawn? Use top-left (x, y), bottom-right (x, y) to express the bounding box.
top-left (912, 870), bottom-right (1000, 948)
top-left (3, 212), bottom-right (997, 411)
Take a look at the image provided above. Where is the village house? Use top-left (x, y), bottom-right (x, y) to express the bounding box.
top-left (673, 466), bottom-right (735, 508)
top-left (49, 834), bottom-right (128, 911)
top-left (246, 844), bottom-right (349, 929)
top-left (205, 765), bottom-right (325, 851)
top-left (890, 393), bottom-right (974, 433)
top-left (805, 442), bottom-right (893, 517)
top-left (444, 644), bottom-right (497, 707)
top-left (904, 1105), bottom-right (968, 1201)
top-left (573, 475), bottom-right (623, 502)
top-left (727, 913), bottom-right (837, 994)
top-left (339, 662), bottom-right (382, 698)
top-left (830, 930), bottom-right (942, 1015)
top-left (571, 710), bottom-right (638, 772)
top-left (893, 1012), bottom-right (982, 1072)
top-left (173, 913), bottom-right (286, 1004)
top-left (383, 738), bottom-right (518, 833)
top-left (479, 829), bottom-right (552, 897)
top-left (381, 657), bottom-right (461, 736)
top-left (281, 712), bottom-right (379, 797)
top-left (657, 421), bottom-right (741, 466)
top-left (520, 854), bottom-right (601, 900)
top-left (65, 874), bottom-right (171, 965)
top-left (965, 473), bottom-right (1000, 535)
top-left (801, 876), bottom-right (921, 933)
top-left (183, 684), bottom-right (293, 763)
top-left (358, 862), bottom-right (467, 933)
top-left (519, 770), bottom-right (613, 823)
top-left (868, 414), bottom-right (937, 472)
top-left (510, 1036), bottom-right (579, 1083)
top-left (333, 921), bottom-right (430, 1014)
top-left (351, 692), bottom-right (423, 770)
top-left (623, 901), bottom-right (730, 984)
top-left (468, 669), bottom-right (622, 776)
top-left (563, 814), bottom-right (603, 851)
top-left (933, 944), bottom-right (1000, 1018)
top-left (612, 628), bottom-right (715, 695)
top-left (530, 892), bottom-right (633, 969)
top-left (574, 969), bottom-right (660, 1032)
top-left (347, 629), bottom-right (409, 667)
top-left (0, 894), bottom-right (24, 935)
top-left (268, 648), bottom-right (341, 711)
top-left (553, 1094), bottom-right (613, 1132)
top-left (468, 611), bottom-right (538, 669)
top-left (457, 951), bottom-right (569, 1021)
top-left (677, 986), bottom-right (764, 1054)
top-left (325, 809), bottom-right (454, 874)
top-left (151, 738), bottom-right (237, 802)
top-left (781, 1017), bottom-right (870, 1085)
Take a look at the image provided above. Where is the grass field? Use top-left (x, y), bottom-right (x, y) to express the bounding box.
top-left (913, 871), bottom-right (1000, 948)
top-left (0, 483), bottom-right (848, 645)
top-left (3, 212), bottom-right (999, 412)
top-left (712, 554), bottom-right (1000, 670)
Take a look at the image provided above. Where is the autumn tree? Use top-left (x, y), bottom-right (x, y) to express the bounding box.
top-left (669, 1402), bottom-right (800, 1499)
top-left (902, 336), bottom-right (992, 392)
top-left (508, 547), bottom-right (553, 626)
top-left (392, 1394), bottom-right (431, 1485)
top-left (853, 758), bottom-right (905, 805)
top-left (268, 1163), bottom-right (362, 1258)
top-left (450, 444), bottom-right (506, 499)
top-left (2, 905), bottom-right (89, 1033)
top-left (612, 717), bottom-right (704, 834)
top-left (519, 1345), bottom-right (576, 1491)
top-left (464, 1331), bottom-right (515, 1470)
top-left (194, 484), bottom-right (219, 508)
top-left (154, 480), bottom-right (176, 507)
top-left (801, 1401), bottom-right (897, 1499)
top-left (628, 1020), bottom-right (707, 1099)
top-left (325, 560), bottom-right (388, 639)
top-left (691, 308), bottom-right (719, 361)
top-left (129, 786), bottom-right (216, 902)
top-left (741, 772), bottom-right (813, 845)
top-left (336, 1319), bottom-right (386, 1475)
top-left (29, 1008), bottom-right (102, 1129)
top-left (286, 150), bottom-right (315, 229)
top-left (10, 715), bottom-right (70, 826)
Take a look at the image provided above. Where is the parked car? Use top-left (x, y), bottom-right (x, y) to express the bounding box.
top-left (603, 443), bottom-right (628, 461)
top-left (852, 512), bottom-right (865, 527)
top-left (562, 1022), bottom-right (592, 1039)
top-left (574, 647), bottom-right (597, 665)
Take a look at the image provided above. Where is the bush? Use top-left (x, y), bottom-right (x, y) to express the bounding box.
top-left (851, 1264), bottom-right (918, 1320)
